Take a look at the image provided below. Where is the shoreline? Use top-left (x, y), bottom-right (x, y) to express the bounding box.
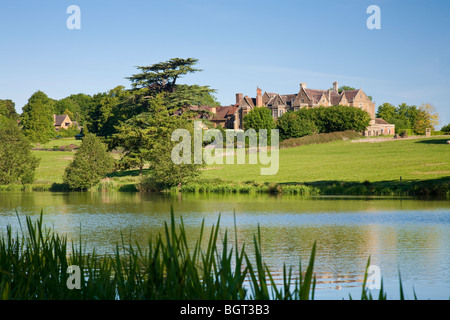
top-left (1, 177), bottom-right (449, 199)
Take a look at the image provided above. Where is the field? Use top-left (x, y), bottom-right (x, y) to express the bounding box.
top-left (7, 135), bottom-right (448, 195)
top-left (200, 136), bottom-right (450, 184)
top-left (32, 138), bottom-right (81, 183)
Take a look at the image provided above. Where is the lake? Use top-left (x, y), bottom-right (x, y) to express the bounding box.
top-left (0, 191), bottom-right (449, 300)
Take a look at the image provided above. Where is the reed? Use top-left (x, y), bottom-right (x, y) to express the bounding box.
top-left (0, 208), bottom-right (425, 300)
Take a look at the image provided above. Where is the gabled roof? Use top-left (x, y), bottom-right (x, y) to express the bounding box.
top-left (54, 115), bottom-right (69, 126)
top-left (211, 105), bottom-right (238, 121)
top-left (375, 118), bottom-right (391, 125)
top-left (240, 96), bottom-right (255, 109)
top-left (341, 89), bottom-right (360, 103)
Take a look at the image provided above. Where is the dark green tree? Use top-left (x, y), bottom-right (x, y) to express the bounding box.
top-left (276, 112), bottom-right (318, 140)
top-left (0, 120), bottom-right (40, 184)
top-left (441, 123), bottom-right (450, 133)
top-left (243, 107), bottom-right (275, 131)
top-left (293, 106), bottom-right (371, 135)
top-left (112, 94), bottom-right (202, 189)
top-left (20, 91), bottom-right (55, 144)
top-left (53, 97), bottom-right (82, 122)
top-left (0, 99), bottom-right (19, 120)
top-left (376, 103), bottom-right (397, 120)
top-left (126, 58), bottom-right (219, 111)
top-left (63, 133), bottom-right (114, 190)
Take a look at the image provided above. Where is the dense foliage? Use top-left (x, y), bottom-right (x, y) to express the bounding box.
top-left (376, 102), bottom-right (439, 134)
top-left (441, 123), bottom-right (450, 133)
top-left (112, 94), bottom-right (203, 190)
top-left (0, 120), bottom-right (40, 184)
top-left (63, 133), bottom-right (114, 190)
top-left (275, 106), bottom-right (371, 140)
top-left (20, 91), bottom-right (55, 144)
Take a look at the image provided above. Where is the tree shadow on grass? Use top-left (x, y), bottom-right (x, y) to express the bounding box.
top-left (106, 169), bottom-right (151, 178)
top-left (414, 138), bottom-right (450, 145)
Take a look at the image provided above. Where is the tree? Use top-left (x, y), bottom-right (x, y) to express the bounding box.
top-left (0, 99), bottom-right (19, 120)
top-left (53, 97), bottom-right (82, 123)
top-left (0, 119), bottom-right (40, 184)
top-left (441, 123), bottom-right (450, 133)
top-left (126, 58), bottom-right (219, 111)
top-left (20, 91), bottom-right (55, 144)
top-left (276, 112), bottom-right (318, 140)
top-left (112, 94), bottom-right (202, 189)
top-left (243, 107), bottom-right (276, 144)
top-left (63, 133), bottom-right (114, 190)
top-left (127, 58), bottom-right (201, 93)
top-left (376, 103), bottom-right (397, 120)
top-left (243, 107), bottom-right (275, 131)
top-left (294, 106), bottom-right (371, 134)
top-left (87, 86), bottom-right (135, 137)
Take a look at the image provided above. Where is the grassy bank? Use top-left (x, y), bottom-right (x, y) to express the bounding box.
top-left (2, 135), bottom-right (449, 197)
top-left (0, 209), bottom-right (417, 300)
top-left (177, 177), bottom-right (450, 198)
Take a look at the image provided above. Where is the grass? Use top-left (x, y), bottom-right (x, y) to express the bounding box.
top-left (2, 135), bottom-right (449, 196)
top-left (0, 208), bottom-right (425, 300)
top-left (200, 136), bottom-right (450, 184)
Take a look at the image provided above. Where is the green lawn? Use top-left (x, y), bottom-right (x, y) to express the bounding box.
top-left (28, 136), bottom-right (450, 189)
top-left (200, 136), bottom-right (450, 184)
top-left (36, 138), bottom-right (82, 150)
top-left (32, 138), bottom-right (80, 183)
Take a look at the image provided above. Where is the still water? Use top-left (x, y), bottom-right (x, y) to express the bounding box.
top-left (0, 192), bottom-right (449, 300)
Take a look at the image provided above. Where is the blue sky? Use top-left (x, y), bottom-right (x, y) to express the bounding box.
top-left (1, 0), bottom-right (449, 127)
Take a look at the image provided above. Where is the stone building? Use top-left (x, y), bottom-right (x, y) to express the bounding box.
top-left (185, 81), bottom-right (394, 136)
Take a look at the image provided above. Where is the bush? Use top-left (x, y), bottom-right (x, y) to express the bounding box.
top-left (279, 106), bottom-right (371, 140)
top-left (63, 133), bottom-right (114, 190)
top-left (280, 130), bottom-right (361, 149)
top-left (276, 112), bottom-right (318, 140)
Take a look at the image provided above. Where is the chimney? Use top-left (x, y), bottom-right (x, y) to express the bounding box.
top-left (300, 83), bottom-right (307, 90)
top-left (333, 81), bottom-right (339, 93)
top-left (256, 87), bottom-right (263, 106)
top-left (210, 106), bottom-right (216, 114)
top-left (236, 93), bottom-right (243, 104)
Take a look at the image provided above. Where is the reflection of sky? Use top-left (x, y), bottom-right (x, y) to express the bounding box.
top-left (0, 192), bottom-right (449, 300)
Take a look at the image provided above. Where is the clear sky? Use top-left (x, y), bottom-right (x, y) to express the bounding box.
top-left (1, 0), bottom-right (449, 127)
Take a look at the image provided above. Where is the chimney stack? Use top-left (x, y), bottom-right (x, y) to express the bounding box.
top-left (333, 81), bottom-right (339, 93)
top-left (300, 83), bottom-right (307, 90)
top-left (236, 93), bottom-right (243, 104)
top-left (256, 87), bottom-right (263, 106)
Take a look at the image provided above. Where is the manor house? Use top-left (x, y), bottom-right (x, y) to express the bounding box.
top-left (184, 82), bottom-right (394, 136)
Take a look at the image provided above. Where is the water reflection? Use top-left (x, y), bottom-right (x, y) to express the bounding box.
top-left (0, 192), bottom-right (449, 299)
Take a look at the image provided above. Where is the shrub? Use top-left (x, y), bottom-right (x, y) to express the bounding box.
top-left (63, 133), bottom-right (114, 190)
top-left (280, 130), bottom-right (361, 149)
top-left (276, 112), bottom-right (318, 140)
top-left (279, 106), bottom-right (371, 140)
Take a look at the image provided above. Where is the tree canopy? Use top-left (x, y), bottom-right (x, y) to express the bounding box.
top-left (376, 102), bottom-right (439, 134)
top-left (0, 119), bottom-right (40, 184)
top-left (63, 133), bottom-right (114, 190)
top-left (20, 91), bottom-right (55, 144)
top-left (0, 99), bottom-right (19, 120)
